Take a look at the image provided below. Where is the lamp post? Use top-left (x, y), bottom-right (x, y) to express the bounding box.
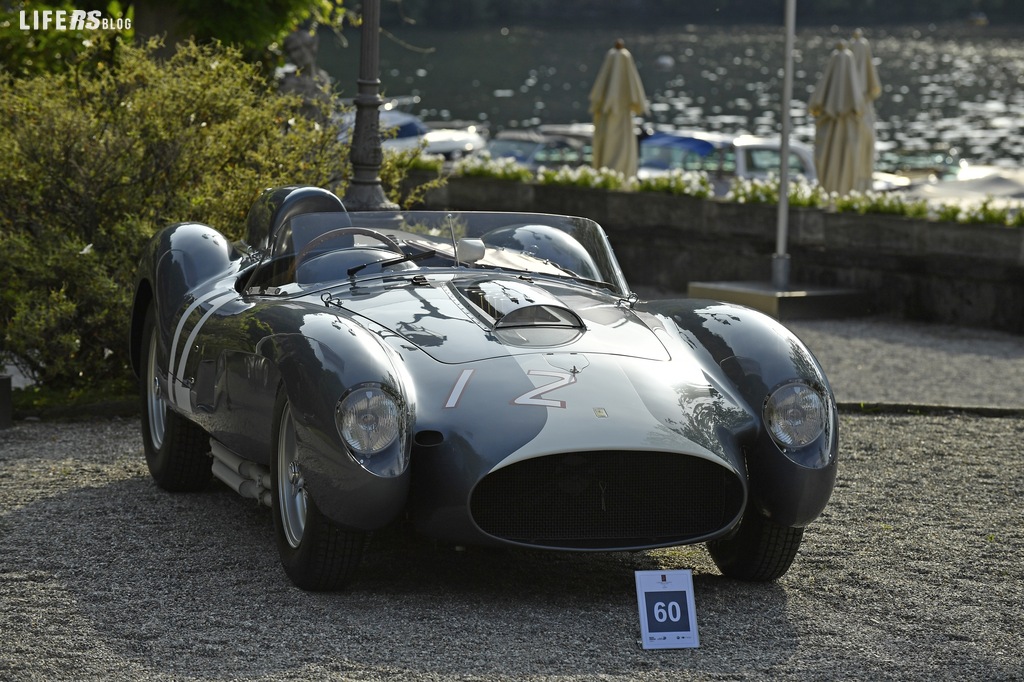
top-left (342, 0), bottom-right (398, 211)
top-left (772, 0), bottom-right (796, 290)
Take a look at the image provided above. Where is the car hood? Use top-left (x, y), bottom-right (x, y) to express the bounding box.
top-left (338, 274), bottom-right (671, 365)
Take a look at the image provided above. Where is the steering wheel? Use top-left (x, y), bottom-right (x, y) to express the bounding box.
top-left (293, 227), bottom-right (403, 267)
top-left (287, 227), bottom-right (407, 283)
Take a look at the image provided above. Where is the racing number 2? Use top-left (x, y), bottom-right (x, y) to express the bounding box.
top-left (443, 369), bottom-right (576, 409)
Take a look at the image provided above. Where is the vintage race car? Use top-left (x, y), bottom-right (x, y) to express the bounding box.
top-left (130, 185), bottom-right (838, 591)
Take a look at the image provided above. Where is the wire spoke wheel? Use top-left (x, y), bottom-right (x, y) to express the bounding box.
top-left (271, 390), bottom-right (367, 591)
top-left (145, 329), bottom-right (166, 451)
top-left (138, 304), bottom-right (210, 492)
top-left (276, 402), bottom-right (307, 549)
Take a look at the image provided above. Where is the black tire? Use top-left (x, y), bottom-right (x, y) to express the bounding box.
top-left (139, 305), bottom-right (211, 492)
top-left (707, 506), bottom-right (804, 581)
top-left (271, 389), bottom-right (366, 591)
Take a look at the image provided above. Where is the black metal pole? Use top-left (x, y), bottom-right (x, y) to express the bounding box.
top-left (773, 0), bottom-right (796, 290)
top-left (342, 0), bottom-right (398, 211)
top-left (0, 375), bottom-right (12, 429)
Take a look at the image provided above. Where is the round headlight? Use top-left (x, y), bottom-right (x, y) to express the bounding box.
top-left (764, 382), bottom-right (827, 449)
top-left (336, 386), bottom-right (402, 456)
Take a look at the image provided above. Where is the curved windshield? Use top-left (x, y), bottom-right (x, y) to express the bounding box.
top-left (245, 210), bottom-right (630, 295)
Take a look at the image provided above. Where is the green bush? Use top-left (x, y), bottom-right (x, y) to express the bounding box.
top-left (0, 39), bottom-right (356, 390)
top-left (453, 151), bottom-right (534, 182)
top-left (957, 196), bottom-right (1014, 226)
top-left (834, 190), bottom-right (929, 218)
top-left (725, 174), bottom-right (829, 208)
top-left (935, 203), bottom-right (963, 223)
top-left (633, 169), bottom-right (714, 198)
top-left (380, 149), bottom-right (447, 209)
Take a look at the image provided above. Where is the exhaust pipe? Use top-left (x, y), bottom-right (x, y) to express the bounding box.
top-left (210, 441), bottom-right (272, 507)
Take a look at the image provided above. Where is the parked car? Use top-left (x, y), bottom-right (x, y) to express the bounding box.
top-left (131, 185), bottom-right (839, 591)
top-left (639, 130), bottom-right (817, 195)
top-left (338, 109), bottom-right (487, 160)
top-left (485, 129), bottom-right (589, 169)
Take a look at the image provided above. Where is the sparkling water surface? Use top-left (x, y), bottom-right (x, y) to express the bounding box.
top-left (321, 23), bottom-right (1024, 168)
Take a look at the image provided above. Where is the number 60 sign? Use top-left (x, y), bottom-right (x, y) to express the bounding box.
top-left (634, 570), bottom-right (700, 649)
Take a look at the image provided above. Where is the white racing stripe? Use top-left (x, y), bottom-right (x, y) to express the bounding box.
top-left (168, 290), bottom-right (235, 413)
top-left (491, 353), bottom-right (722, 472)
top-left (444, 369), bottom-right (475, 408)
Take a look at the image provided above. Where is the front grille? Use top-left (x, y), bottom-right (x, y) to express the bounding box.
top-left (470, 451), bottom-right (744, 549)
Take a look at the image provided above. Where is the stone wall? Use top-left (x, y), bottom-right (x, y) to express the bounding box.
top-left (410, 176), bottom-right (1024, 334)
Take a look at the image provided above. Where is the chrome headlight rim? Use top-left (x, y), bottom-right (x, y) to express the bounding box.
top-left (335, 383), bottom-right (405, 460)
top-left (763, 380), bottom-right (831, 452)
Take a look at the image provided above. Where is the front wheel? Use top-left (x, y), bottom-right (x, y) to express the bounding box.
top-left (707, 506), bottom-right (804, 581)
top-left (271, 390), bottom-right (366, 591)
top-left (139, 304), bottom-right (211, 491)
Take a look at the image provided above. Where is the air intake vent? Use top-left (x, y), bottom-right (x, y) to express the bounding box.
top-left (470, 451), bottom-right (743, 549)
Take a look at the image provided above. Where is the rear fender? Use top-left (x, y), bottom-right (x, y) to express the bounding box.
top-left (130, 222), bottom-right (240, 377)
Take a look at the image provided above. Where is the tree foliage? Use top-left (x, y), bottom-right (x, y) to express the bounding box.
top-left (0, 39), bottom-right (351, 389)
top-left (1, 0), bottom-right (352, 78)
top-left (382, 0), bottom-right (1023, 26)
top-left (130, 0), bottom-right (351, 62)
top-left (0, 1), bottom-right (121, 77)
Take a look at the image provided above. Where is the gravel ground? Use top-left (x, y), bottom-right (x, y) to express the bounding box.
top-left (788, 317), bottom-right (1024, 412)
top-left (2, 316), bottom-right (1023, 680)
top-left (1, 412), bottom-right (1022, 681)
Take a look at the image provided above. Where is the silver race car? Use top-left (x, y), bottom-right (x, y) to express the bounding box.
top-left (130, 185), bottom-right (838, 590)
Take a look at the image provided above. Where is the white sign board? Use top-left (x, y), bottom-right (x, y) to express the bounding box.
top-left (634, 569), bottom-right (699, 649)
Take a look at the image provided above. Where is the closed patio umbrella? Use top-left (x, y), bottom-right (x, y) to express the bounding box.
top-left (589, 39), bottom-right (648, 178)
top-left (850, 29), bottom-right (882, 192)
top-left (808, 42), bottom-right (866, 195)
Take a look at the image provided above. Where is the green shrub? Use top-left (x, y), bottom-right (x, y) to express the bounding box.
top-left (935, 203), bottom-right (963, 222)
top-left (1009, 207), bottom-right (1024, 228)
top-left (634, 169), bottom-right (714, 198)
top-left (380, 148), bottom-right (447, 209)
top-left (958, 196), bottom-right (1011, 225)
top-left (725, 174), bottom-right (828, 208)
top-left (834, 190), bottom-right (929, 217)
top-left (536, 164), bottom-right (627, 190)
top-left (0, 39), bottom-right (354, 390)
top-left (934, 198), bottom-right (1024, 227)
top-left (453, 151), bottom-right (534, 182)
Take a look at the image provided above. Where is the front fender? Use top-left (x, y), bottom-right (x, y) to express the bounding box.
top-left (257, 313), bottom-right (413, 531)
top-left (639, 298), bottom-right (838, 527)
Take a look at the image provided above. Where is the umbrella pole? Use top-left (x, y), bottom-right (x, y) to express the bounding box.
top-left (772, 0), bottom-right (797, 290)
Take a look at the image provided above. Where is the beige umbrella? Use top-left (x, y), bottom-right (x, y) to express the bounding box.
top-left (850, 29), bottom-right (882, 192)
top-left (589, 39), bottom-right (648, 178)
top-left (809, 42), bottom-right (866, 195)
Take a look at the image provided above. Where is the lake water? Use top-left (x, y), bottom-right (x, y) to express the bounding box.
top-left (320, 23), bottom-right (1024, 169)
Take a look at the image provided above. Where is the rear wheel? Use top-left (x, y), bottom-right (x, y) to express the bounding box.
top-left (139, 305), bottom-right (211, 491)
top-left (271, 390), bottom-right (366, 591)
top-left (707, 506), bottom-right (804, 581)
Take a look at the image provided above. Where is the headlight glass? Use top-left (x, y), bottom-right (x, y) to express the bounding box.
top-left (336, 385), bottom-right (401, 456)
top-left (764, 382), bottom-right (827, 449)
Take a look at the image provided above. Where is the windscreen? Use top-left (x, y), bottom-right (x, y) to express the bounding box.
top-left (246, 210), bottom-right (629, 295)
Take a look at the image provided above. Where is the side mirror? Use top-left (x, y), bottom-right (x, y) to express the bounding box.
top-left (456, 238), bottom-right (486, 264)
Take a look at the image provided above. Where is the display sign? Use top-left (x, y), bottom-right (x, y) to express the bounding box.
top-left (634, 570), bottom-right (699, 649)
